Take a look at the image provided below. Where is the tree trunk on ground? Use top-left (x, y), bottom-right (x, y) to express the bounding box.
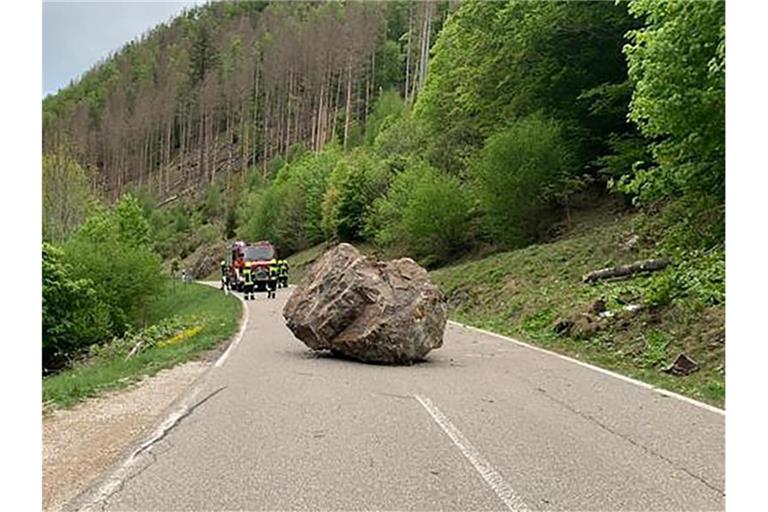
top-left (582, 259), bottom-right (671, 284)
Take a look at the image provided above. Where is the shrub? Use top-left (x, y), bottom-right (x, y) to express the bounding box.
top-left (63, 193), bottom-right (165, 332)
top-left (365, 88), bottom-right (406, 145)
top-left (42, 243), bottom-right (111, 372)
top-left (63, 238), bottom-right (165, 331)
top-left (322, 149), bottom-right (389, 242)
top-left (239, 145), bottom-right (341, 253)
top-left (114, 193), bottom-right (152, 247)
top-left (368, 160), bottom-right (474, 265)
top-left (471, 114), bottom-right (575, 247)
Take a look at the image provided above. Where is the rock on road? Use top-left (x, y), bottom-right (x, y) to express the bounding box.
top-left (66, 287), bottom-right (724, 511)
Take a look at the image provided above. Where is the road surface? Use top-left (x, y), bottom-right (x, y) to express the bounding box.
top-left (67, 287), bottom-right (724, 511)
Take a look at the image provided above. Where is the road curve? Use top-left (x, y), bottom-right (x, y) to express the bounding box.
top-left (66, 287), bottom-right (724, 511)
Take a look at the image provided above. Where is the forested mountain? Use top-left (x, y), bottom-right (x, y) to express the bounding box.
top-left (43, 0), bottom-right (725, 379)
top-left (43, 1), bottom-right (451, 202)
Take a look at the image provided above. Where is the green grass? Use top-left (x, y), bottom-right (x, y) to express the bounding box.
top-left (43, 281), bottom-right (242, 409)
top-left (431, 203), bottom-right (725, 407)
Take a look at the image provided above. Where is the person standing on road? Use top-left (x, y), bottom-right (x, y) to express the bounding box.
top-left (220, 260), bottom-right (229, 293)
top-left (267, 258), bottom-right (279, 298)
top-left (278, 259), bottom-right (289, 288)
top-left (243, 261), bottom-right (254, 300)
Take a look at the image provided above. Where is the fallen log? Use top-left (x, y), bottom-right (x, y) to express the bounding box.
top-left (582, 258), bottom-right (670, 284)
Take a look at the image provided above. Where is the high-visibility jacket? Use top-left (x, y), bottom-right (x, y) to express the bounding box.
top-left (243, 266), bottom-right (253, 285)
top-left (279, 260), bottom-right (288, 276)
top-left (268, 259), bottom-right (279, 279)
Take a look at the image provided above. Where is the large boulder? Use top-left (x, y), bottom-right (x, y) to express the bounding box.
top-left (283, 243), bottom-right (447, 364)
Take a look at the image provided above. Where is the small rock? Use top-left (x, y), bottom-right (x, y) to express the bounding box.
top-left (664, 353), bottom-right (700, 376)
top-left (622, 234), bottom-right (640, 251)
top-left (553, 318), bottom-right (574, 336)
top-left (590, 299), bottom-right (607, 314)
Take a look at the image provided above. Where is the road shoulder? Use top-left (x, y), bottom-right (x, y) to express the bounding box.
top-left (43, 361), bottom-right (209, 512)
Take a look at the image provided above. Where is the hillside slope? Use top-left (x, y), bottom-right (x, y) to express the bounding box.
top-left (242, 200), bottom-right (725, 407)
top-left (430, 204), bottom-right (724, 406)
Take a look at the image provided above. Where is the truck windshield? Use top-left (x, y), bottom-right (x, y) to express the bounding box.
top-left (244, 245), bottom-right (274, 261)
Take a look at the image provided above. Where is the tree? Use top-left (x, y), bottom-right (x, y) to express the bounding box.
top-left (415, 0), bottom-right (636, 173)
top-left (114, 193), bottom-right (152, 247)
top-left (42, 243), bottom-right (111, 372)
top-left (322, 150), bottom-right (388, 242)
top-left (42, 152), bottom-right (97, 242)
top-left (621, 0), bottom-right (725, 202)
top-left (471, 115), bottom-right (575, 248)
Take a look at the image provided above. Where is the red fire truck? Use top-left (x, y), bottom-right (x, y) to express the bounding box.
top-left (227, 240), bottom-right (275, 292)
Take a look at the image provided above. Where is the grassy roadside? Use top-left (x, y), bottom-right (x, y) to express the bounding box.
top-left (430, 204), bottom-right (724, 407)
top-left (278, 205), bottom-right (725, 407)
top-left (43, 281), bottom-right (241, 410)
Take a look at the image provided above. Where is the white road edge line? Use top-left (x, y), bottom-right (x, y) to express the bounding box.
top-left (414, 394), bottom-right (530, 512)
top-left (214, 290), bottom-right (249, 368)
top-left (448, 320), bottom-right (725, 416)
top-left (72, 284), bottom-right (262, 510)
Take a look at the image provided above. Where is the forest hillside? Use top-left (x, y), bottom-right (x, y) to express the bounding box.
top-left (43, 0), bottom-right (725, 403)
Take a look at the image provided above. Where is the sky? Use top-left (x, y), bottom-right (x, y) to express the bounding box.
top-left (43, 1), bottom-right (205, 97)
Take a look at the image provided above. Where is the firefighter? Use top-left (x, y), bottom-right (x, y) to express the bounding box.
top-left (242, 261), bottom-right (254, 300)
top-left (278, 259), bottom-right (289, 288)
top-left (267, 258), bottom-right (279, 298)
top-left (220, 260), bottom-right (229, 293)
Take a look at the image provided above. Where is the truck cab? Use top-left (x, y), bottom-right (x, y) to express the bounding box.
top-left (227, 240), bottom-right (275, 292)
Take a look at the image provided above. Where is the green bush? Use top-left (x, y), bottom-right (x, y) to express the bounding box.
top-left (372, 113), bottom-right (430, 173)
top-left (239, 145), bottom-right (341, 254)
top-left (322, 149), bottom-right (389, 242)
top-left (365, 88), bottom-right (406, 146)
top-left (63, 193), bottom-right (166, 332)
top-left (43, 243), bottom-right (112, 372)
top-left (368, 160), bottom-right (473, 265)
top-left (472, 115), bottom-right (575, 247)
top-left (114, 193), bottom-right (152, 247)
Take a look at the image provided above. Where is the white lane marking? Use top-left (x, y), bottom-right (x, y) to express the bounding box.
top-left (414, 394), bottom-right (530, 512)
top-left (449, 321), bottom-right (725, 416)
top-left (214, 291), bottom-right (249, 368)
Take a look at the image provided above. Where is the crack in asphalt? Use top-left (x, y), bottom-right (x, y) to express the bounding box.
top-left (533, 386), bottom-right (724, 496)
top-left (96, 386), bottom-right (227, 511)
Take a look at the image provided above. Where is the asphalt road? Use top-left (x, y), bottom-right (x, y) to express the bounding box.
top-left (68, 287), bottom-right (724, 511)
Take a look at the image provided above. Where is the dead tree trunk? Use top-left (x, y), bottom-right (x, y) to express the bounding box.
top-left (582, 259), bottom-right (670, 284)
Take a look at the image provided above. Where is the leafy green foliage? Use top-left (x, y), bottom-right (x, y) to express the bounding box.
top-left (42, 152), bottom-right (98, 242)
top-left (322, 149), bottom-right (389, 242)
top-left (240, 144), bottom-right (342, 253)
top-left (621, 0), bottom-right (725, 202)
top-left (43, 282), bottom-right (241, 408)
top-left (364, 89), bottom-right (406, 145)
top-left (62, 193), bottom-right (165, 334)
top-left (42, 243), bottom-right (112, 372)
top-left (641, 330), bottom-right (670, 369)
top-left (415, 0), bottom-right (637, 171)
top-left (471, 115), bottom-right (575, 247)
top-left (114, 193), bottom-right (153, 247)
top-left (368, 160), bottom-right (473, 265)
top-left (641, 249), bottom-right (725, 308)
